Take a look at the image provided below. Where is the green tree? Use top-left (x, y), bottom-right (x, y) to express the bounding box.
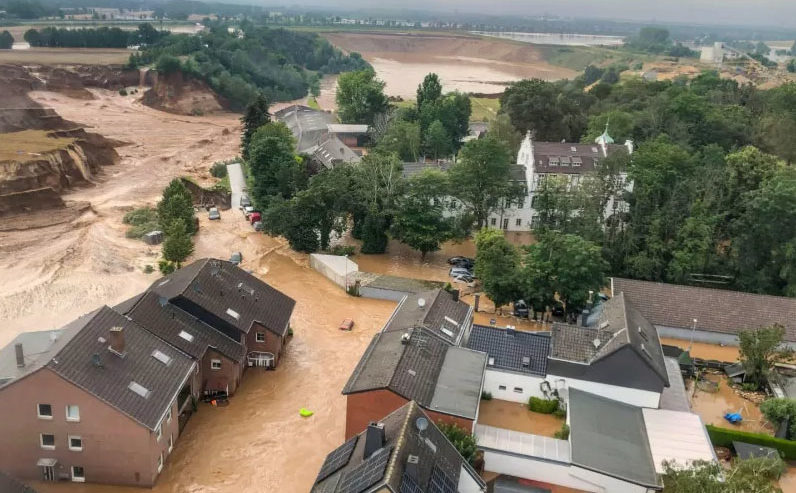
top-left (449, 136), bottom-right (518, 228)
top-left (248, 122), bottom-right (304, 210)
top-left (391, 170), bottom-right (455, 258)
top-left (416, 73), bottom-right (442, 110)
top-left (336, 69), bottom-right (389, 126)
top-left (661, 458), bottom-right (784, 493)
top-left (360, 209), bottom-right (389, 254)
top-left (522, 231), bottom-right (607, 317)
top-left (500, 78), bottom-right (589, 141)
top-left (157, 179), bottom-right (196, 235)
top-left (532, 175), bottom-right (573, 233)
top-left (437, 422), bottom-right (478, 466)
top-left (739, 325), bottom-right (794, 390)
top-left (424, 120), bottom-right (451, 159)
top-left (475, 228), bottom-right (522, 313)
top-left (240, 93), bottom-right (270, 160)
top-left (0, 31), bottom-right (13, 49)
top-left (489, 113), bottom-right (523, 157)
top-left (155, 54), bottom-right (182, 74)
top-left (162, 220), bottom-right (194, 267)
top-left (760, 397), bottom-right (796, 438)
top-left (378, 119), bottom-right (421, 162)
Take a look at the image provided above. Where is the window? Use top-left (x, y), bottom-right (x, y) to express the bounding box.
top-left (226, 308), bottom-right (240, 320)
top-left (66, 405), bottom-right (80, 422)
top-left (516, 218), bottom-right (522, 227)
top-left (168, 434), bottom-right (174, 453)
top-left (255, 332), bottom-right (265, 343)
top-left (513, 387), bottom-right (524, 393)
top-left (128, 381), bottom-right (151, 399)
top-left (40, 433), bottom-right (55, 449)
top-left (37, 403), bottom-right (52, 419)
top-left (151, 350), bottom-right (173, 366)
top-left (166, 407), bottom-right (172, 424)
top-left (178, 330), bottom-right (194, 342)
top-left (502, 218), bottom-right (509, 230)
top-left (490, 218), bottom-right (496, 226)
top-left (211, 359), bottom-right (222, 370)
top-left (71, 466), bottom-right (85, 483)
top-left (498, 385), bottom-right (507, 391)
top-left (69, 435), bottom-right (82, 451)
top-left (157, 453), bottom-right (164, 473)
top-left (155, 423), bottom-right (162, 441)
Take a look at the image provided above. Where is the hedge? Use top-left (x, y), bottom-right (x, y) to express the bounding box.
top-left (706, 424), bottom-right (796, 459)
top-left (528, 397), bottom-right (559, 414)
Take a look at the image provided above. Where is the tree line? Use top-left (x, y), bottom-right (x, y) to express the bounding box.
top-left (23, 23), bottom-right (166, 48)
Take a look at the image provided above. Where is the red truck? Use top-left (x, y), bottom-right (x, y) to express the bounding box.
top-left (249, 211), bottom-right (262, 224)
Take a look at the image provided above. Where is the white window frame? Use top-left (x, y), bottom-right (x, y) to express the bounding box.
top-left (166, 407), bottom-right (173, 424)
top-left (155, 423), bottom-right (162, 441)
top-left (66, 404), bottom-right (80, 422)
top-left (71, 466), bottom-right (85, 483)
top-left (37, 403), bottom-right (53, 419)
top-left (211, 359), bottom-right (222, 370)
top-left (40, 433), bottom-right (56, 450)
top-left (168, 433), bottom-right (174, 453)
top-left (157, 453), bottom-right (164, 473)
top-left (68, 435), bottom-right (83, 451)
top-left (255, 332), bottom-right (266, 342)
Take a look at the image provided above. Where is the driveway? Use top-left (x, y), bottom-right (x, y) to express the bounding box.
top-left (226, 161), bottom-right (245, 208)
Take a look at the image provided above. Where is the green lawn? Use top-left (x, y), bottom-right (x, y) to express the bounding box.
top-left (537, 44), bottom-right (655, 72)
top-left (307, 96), bottom-right (321, 110)
top-left (470, 97), bottom-right (500, 122)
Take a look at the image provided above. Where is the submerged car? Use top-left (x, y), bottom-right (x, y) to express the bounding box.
top-left (230, 252), bottom-right (242, 265)
top-left (208, 207), bottom-right (220, 220)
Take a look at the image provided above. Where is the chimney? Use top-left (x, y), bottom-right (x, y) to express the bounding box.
top-left (406, 455), bottom-right (420, 480)
top-left (506, 326), bottom-right (516, 337)
top-left (109, 326), bottom-right (125, 355)
top-left (364, 422), bottom-right (385, 458)
top-left (14, 343), bottom-right (24, 368)
top-left (450, 289), bottom-right (460, 303)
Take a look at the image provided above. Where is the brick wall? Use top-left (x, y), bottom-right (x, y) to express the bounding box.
top-left (200, 349), bottom-right (242, 395)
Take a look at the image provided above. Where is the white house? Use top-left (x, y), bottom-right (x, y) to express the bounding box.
top-left (487, 128), bottom-right (634, 232)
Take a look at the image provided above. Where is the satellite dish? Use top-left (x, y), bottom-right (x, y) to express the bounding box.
top-left (418, 298), bottom-right (426, 308)
top-left (415, 417), bottom-right (429, 432)
top-left (592, 338), bottom-right (601, 349)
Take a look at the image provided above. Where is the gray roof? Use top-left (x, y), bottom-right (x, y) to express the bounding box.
top-left (569, 388), bottom-right (661, 489)
top-left (383, 290), bottom-right (472, 345)
top-left (274, 104), bottom-right (338, 154)
top-left (612, 277), bottom-right (796, 342)
top-left (125, 291), bottom-right (245, 362)
top-left (532, 141), bottom-right (628, 175)
top-left (733, 441), bottom-right (780, 460)
top-left (0, 472), bottom-right (36, 493)
top-left (312, 401), bottom-right (485, 493)
top-left (401, 161), bottom-right (451, 179)
top-left (658, 357), bottom-right (690, 412)
top-left (343, 327), bottom-right (486, 419)
top-left (46, 306), bottom-right (196, 431)
top-left (310, 134), bottom-right (361, 169)
top-left (551, 294), bottom-right (669, 386)
top-left (467, 325), bottom-right (550, 376)
top-left (149, 258), bottom-right (296, 336)
top-left (327, 123), bottom-right (369, 134)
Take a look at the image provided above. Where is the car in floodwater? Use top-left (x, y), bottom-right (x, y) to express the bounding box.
top-left (208, 207), bottom-right (220, 220)
top-left (240, 194), bottom-right (251, 208)
top-left (243, 205), bottom-right (254, 218)
top-left (230, 252), bottom-right (242, 265)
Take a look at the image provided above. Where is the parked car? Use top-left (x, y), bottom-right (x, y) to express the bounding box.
top-left (449, 267), bottom-right (474, 278)
top-left (240, 194), bottom-right (251, 208)
top-left (249, 211), bottom-right (262, 224)
top-left (230, 252), bottom-right (242, 265)
top-left (513, 300), bottom-right (530, 318)
top-left (208, 207), bottom-right (220, 220)
top-left (339, 318), bottom-right (354, 331)
top-left (253, 221), bottom-right (263, 231)
top-left (454, 274), bottom-right (475, 283)
top-left (243, 205), bottom-right (255, 218)
top-left (448, 256), bottom-right (475, 267)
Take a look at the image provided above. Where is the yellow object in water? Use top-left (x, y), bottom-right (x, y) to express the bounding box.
top-left (299, 408), bottom-right (314, 417)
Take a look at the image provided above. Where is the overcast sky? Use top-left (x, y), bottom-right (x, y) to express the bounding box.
top-left (287, 0), bottom-right (796, 29)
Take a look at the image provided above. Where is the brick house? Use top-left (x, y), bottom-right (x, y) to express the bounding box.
top-left (121, 291), bottom-right (246, 396)
top-left (342, 290), bottom-right (487, 439)
top-left (147, 258), bottom-right (296, 369)
top-left (0, 307), bottom-right (196, 487)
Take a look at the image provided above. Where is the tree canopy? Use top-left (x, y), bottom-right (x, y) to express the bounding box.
top-left (336, 69), bottom-right (390, 126)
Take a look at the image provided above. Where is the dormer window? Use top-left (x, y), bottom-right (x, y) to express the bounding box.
top-left (549, 157), bottom-right (559, 166)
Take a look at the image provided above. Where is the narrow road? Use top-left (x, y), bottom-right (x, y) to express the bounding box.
top-left (227, 161), bottom-right (245, 208)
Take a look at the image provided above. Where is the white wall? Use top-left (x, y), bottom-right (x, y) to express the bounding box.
top-left (570, 466), bottom-right (654, 493)
top-left (482, 369), bottom-right (546, 403)
top-left (457, 465), bottom-right (485, 493)
top-left (547, 374), bottom-right (660, 409)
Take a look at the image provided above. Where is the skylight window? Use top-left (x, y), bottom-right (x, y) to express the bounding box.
top-left (128, 381), bottom-right (151, 399)
top-left (157, 279), bottom-right (170, 287)
top-left (151, 349), bottom-right (172, 366)
top-left (441, 327), bottom-right (454, 338)
top-left (226, 308), bottom-right (240, 320)
top-left (178, 330), bottom-right (194, 342)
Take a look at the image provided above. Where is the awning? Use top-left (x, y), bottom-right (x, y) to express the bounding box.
top-left (37, 458), bottom-right (57, 467)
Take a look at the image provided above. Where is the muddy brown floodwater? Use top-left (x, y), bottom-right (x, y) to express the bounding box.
top-left (477, 399), bottom-right (564, 438)
top-left (659, 337), bottom-right (740, 362)
top-left (690, 374), bottom-right (771, 435)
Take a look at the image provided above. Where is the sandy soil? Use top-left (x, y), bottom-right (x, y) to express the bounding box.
top-left (323, 32), bottom-right (576, 98)
top-left (0, 88), bottom-right (240, 347)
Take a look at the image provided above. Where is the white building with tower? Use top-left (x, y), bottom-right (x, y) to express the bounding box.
top-left (487, 127), bottom-right (634, 232)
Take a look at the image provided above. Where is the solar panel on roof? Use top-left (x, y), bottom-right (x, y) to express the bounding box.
top-left (315, 436), bottom-right (359, 483)
top-left (428, 466), bottom-right (458, 493)
top-left (399, 472), bottom-right (423, 493)
top-left (337, 446), bottom-right (392, 493)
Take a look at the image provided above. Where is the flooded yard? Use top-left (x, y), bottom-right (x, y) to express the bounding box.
top-left (477, 399), bottom-right (565, 438)
top-left (660, 337), bottom-right (740, 362)
top-left (689, 373), bottom-right (772, 435)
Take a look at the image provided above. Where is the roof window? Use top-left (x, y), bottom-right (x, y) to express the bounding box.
top-left (570, 146), bottom-right (577, 152)
top-left (128, 381), bottom-right (151, 399)
top-left (548, 157), bottom-right (559, 166)
top-left (151, 349), bottom-right (173, 366)
top-left (522, 356), bottom-right (531, 367)
top-left (441, 327), bottom-right (454, 338)
top-left (591, 146), bottom-right (599, 153)
top-left (178, 330), bottom-right (194, 342)
top-left (226, 308), bottom-right (240, 320)
top-left (157, 279), bottom-right (170, 287)
top-left (488, 357), bottom-right (495, 366)
top-left (572, 157), bottom-right (583, 166)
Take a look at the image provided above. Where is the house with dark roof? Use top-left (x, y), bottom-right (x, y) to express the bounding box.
top-left (383, 290), bottom-right (474, 346)
top-left (273, 105), bottom-right (362, 170)
top-left (122, 291), bottom-right (246, 396)
top-left (313, 401), bottom-right (485, 493)
top-left (148, 258), bottom-right (296, 369)
top-left (0, 307), bottom-right (197, 487)
top-left (466, 325), bottom-right (551, 403)
top-left (547, 293), bottom-right (670, 408)
top-left (612, 277), bottom-right (796, 346)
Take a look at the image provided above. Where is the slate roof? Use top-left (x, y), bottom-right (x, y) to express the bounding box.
top-left (0, 472), bottom-right (36, 493)
top-left (149, 258), bottom-right (296, 336)
top-left (612, 277), bottom-right (796, 342)
top-left (125, 291), bottom-right (245, 362)
top-left (310, 134), bottom-right (361, 169)
top-left (532, 141), bottom-right (627, 175)
top-left (312, 401), bottom-right (485, 493)
top-left (466, 325), bottom-right (550, 376)
top-left (550, 293), bottom-right (669, 386)
top-left (569, 388), bottom-right (661, 489)
top-left (343, 327), bottom-right (486, 419)
top-left (383, 290), bottom-right (472, 345)
top-left (45, 306), bottom-right (195, 431)
top-left (658, 357), bottom-right (690, 412)
top-left (274, 104), bottom-right (338, 154)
